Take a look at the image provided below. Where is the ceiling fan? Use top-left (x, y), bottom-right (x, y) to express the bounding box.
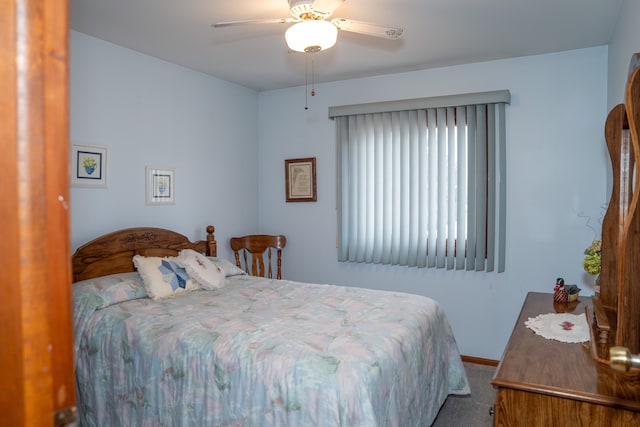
top-left (213, 0), bottom-right (404, 53)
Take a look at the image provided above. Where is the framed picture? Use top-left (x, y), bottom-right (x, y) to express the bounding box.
top-left (285, 157), bottom-right (317, 202)
top-left (146, 166), bottom-right (175, 205)
top-left (71, 144), bottom-right (107, 188)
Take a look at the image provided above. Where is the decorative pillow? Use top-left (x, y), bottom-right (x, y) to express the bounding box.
top-left (206, 256), bottom-right (247, 277)
top-left (132, 255), bottom-right (198, 300)
top-left (177, 249), bottom-right (225, 290)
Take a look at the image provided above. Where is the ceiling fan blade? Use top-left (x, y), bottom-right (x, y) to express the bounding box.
top-left (213, 17), bottom-right (297, 28)
top-left (331, 18), bottom-right (403, 40)
top-left (311, 0), bottom-right (345, 16)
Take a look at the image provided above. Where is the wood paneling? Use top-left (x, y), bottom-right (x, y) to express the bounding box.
top-left (0, 0), bottom-right (74, 424)
top-left (44, 0), bottom-right (75, 421)
top-left (1, 1), bottom-right (25, 424)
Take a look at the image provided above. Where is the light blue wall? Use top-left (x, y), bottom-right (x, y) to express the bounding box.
top-left (607, 0), bottom-right (640, 108)
top-left (258, 47), bottom-right (609, 360)
top-left (70, 31), bottom-right (260, 260)
top-left (70, 30), bottom-right (613, 360)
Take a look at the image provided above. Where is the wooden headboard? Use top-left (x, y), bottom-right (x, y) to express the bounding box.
top-left (72, 225), bottom-right (217, 282)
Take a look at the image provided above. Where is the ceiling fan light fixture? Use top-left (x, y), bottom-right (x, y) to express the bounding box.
top-left (285, 20), bottom-right (338, 53)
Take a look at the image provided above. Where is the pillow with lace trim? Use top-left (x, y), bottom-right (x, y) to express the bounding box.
top-left (177, 249), bottom-right (225, 290)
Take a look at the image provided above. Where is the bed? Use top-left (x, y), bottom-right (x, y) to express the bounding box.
top-left (71, 225), bottom-right (470, 426)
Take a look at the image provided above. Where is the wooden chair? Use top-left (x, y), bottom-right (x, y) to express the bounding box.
top-left (230, 234), bottom-right (287, 279)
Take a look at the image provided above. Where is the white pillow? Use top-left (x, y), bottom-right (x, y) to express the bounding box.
top-left (132, 255), bottom-right (199, 300)
top-left (178, 249), bottom-right (225, 290)
top-left (206, 256), bottom-right (247, 277)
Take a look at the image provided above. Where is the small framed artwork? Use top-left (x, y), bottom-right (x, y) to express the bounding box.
top-left (285, 157), bottom-right (317, 202)
top-left (146, 166), bottom-right (175, 205)
top-left (71, 144), bottom-right (107, 188)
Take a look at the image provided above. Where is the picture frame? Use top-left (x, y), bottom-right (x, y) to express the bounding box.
top-left (146, 166), bottom-right (175, 205)
top-left (285, 157), bottom-right (317, 202)
top-left (71, 144), bottom-right (107, 188)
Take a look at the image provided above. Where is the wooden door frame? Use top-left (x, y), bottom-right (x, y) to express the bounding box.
top-left (0, 0), bottom-right (75, 425)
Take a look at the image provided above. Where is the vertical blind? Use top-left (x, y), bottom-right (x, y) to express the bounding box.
top-left (330, 91), bottom-right (509, 272)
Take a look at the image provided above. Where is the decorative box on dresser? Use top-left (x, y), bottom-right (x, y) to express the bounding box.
top-left (491, 292), bottom-right (640, 426)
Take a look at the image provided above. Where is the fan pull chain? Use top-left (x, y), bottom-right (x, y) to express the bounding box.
top-left (311, 58), bottom-right (316, 97)
top-left (304, 54), bottom-right (317, 111)
top-left (305, 53), bottom-right (309, 110)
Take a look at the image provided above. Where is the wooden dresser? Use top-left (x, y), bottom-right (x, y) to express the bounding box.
top-left (491, 292), bottom-right (640, 426)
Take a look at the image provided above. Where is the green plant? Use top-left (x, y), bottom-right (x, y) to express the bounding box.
top-left (583, 239), bottom-right (601, 276)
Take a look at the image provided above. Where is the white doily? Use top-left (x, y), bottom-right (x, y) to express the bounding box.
top-left (524, 313), bottom-right (590, 343)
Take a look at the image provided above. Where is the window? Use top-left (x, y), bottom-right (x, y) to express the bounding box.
top-left (330, 91), bottom-right (509, 272)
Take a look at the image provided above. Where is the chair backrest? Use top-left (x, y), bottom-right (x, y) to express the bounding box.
top-left (230, 234), bottom-right (287, 279)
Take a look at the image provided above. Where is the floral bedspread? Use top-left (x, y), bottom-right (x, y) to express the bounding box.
top-left (73, 273), bottom-right (469, 426)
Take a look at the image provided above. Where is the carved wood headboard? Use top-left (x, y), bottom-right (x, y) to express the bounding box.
top-left (71, 225), bottom-right (216, 282)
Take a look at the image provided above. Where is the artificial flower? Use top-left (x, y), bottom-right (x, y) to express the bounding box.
top-left (583, 239), bottom-right (601, 276)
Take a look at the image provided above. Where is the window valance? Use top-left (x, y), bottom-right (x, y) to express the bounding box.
top-left (329, 90), bottom-right (510, 119)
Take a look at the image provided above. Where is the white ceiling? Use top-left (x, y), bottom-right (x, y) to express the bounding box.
top-left (70, 0), bottom-right (622, 92)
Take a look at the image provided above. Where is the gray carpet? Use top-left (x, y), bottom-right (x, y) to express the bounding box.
top-left (432, 362), bottom-right (497, 427)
